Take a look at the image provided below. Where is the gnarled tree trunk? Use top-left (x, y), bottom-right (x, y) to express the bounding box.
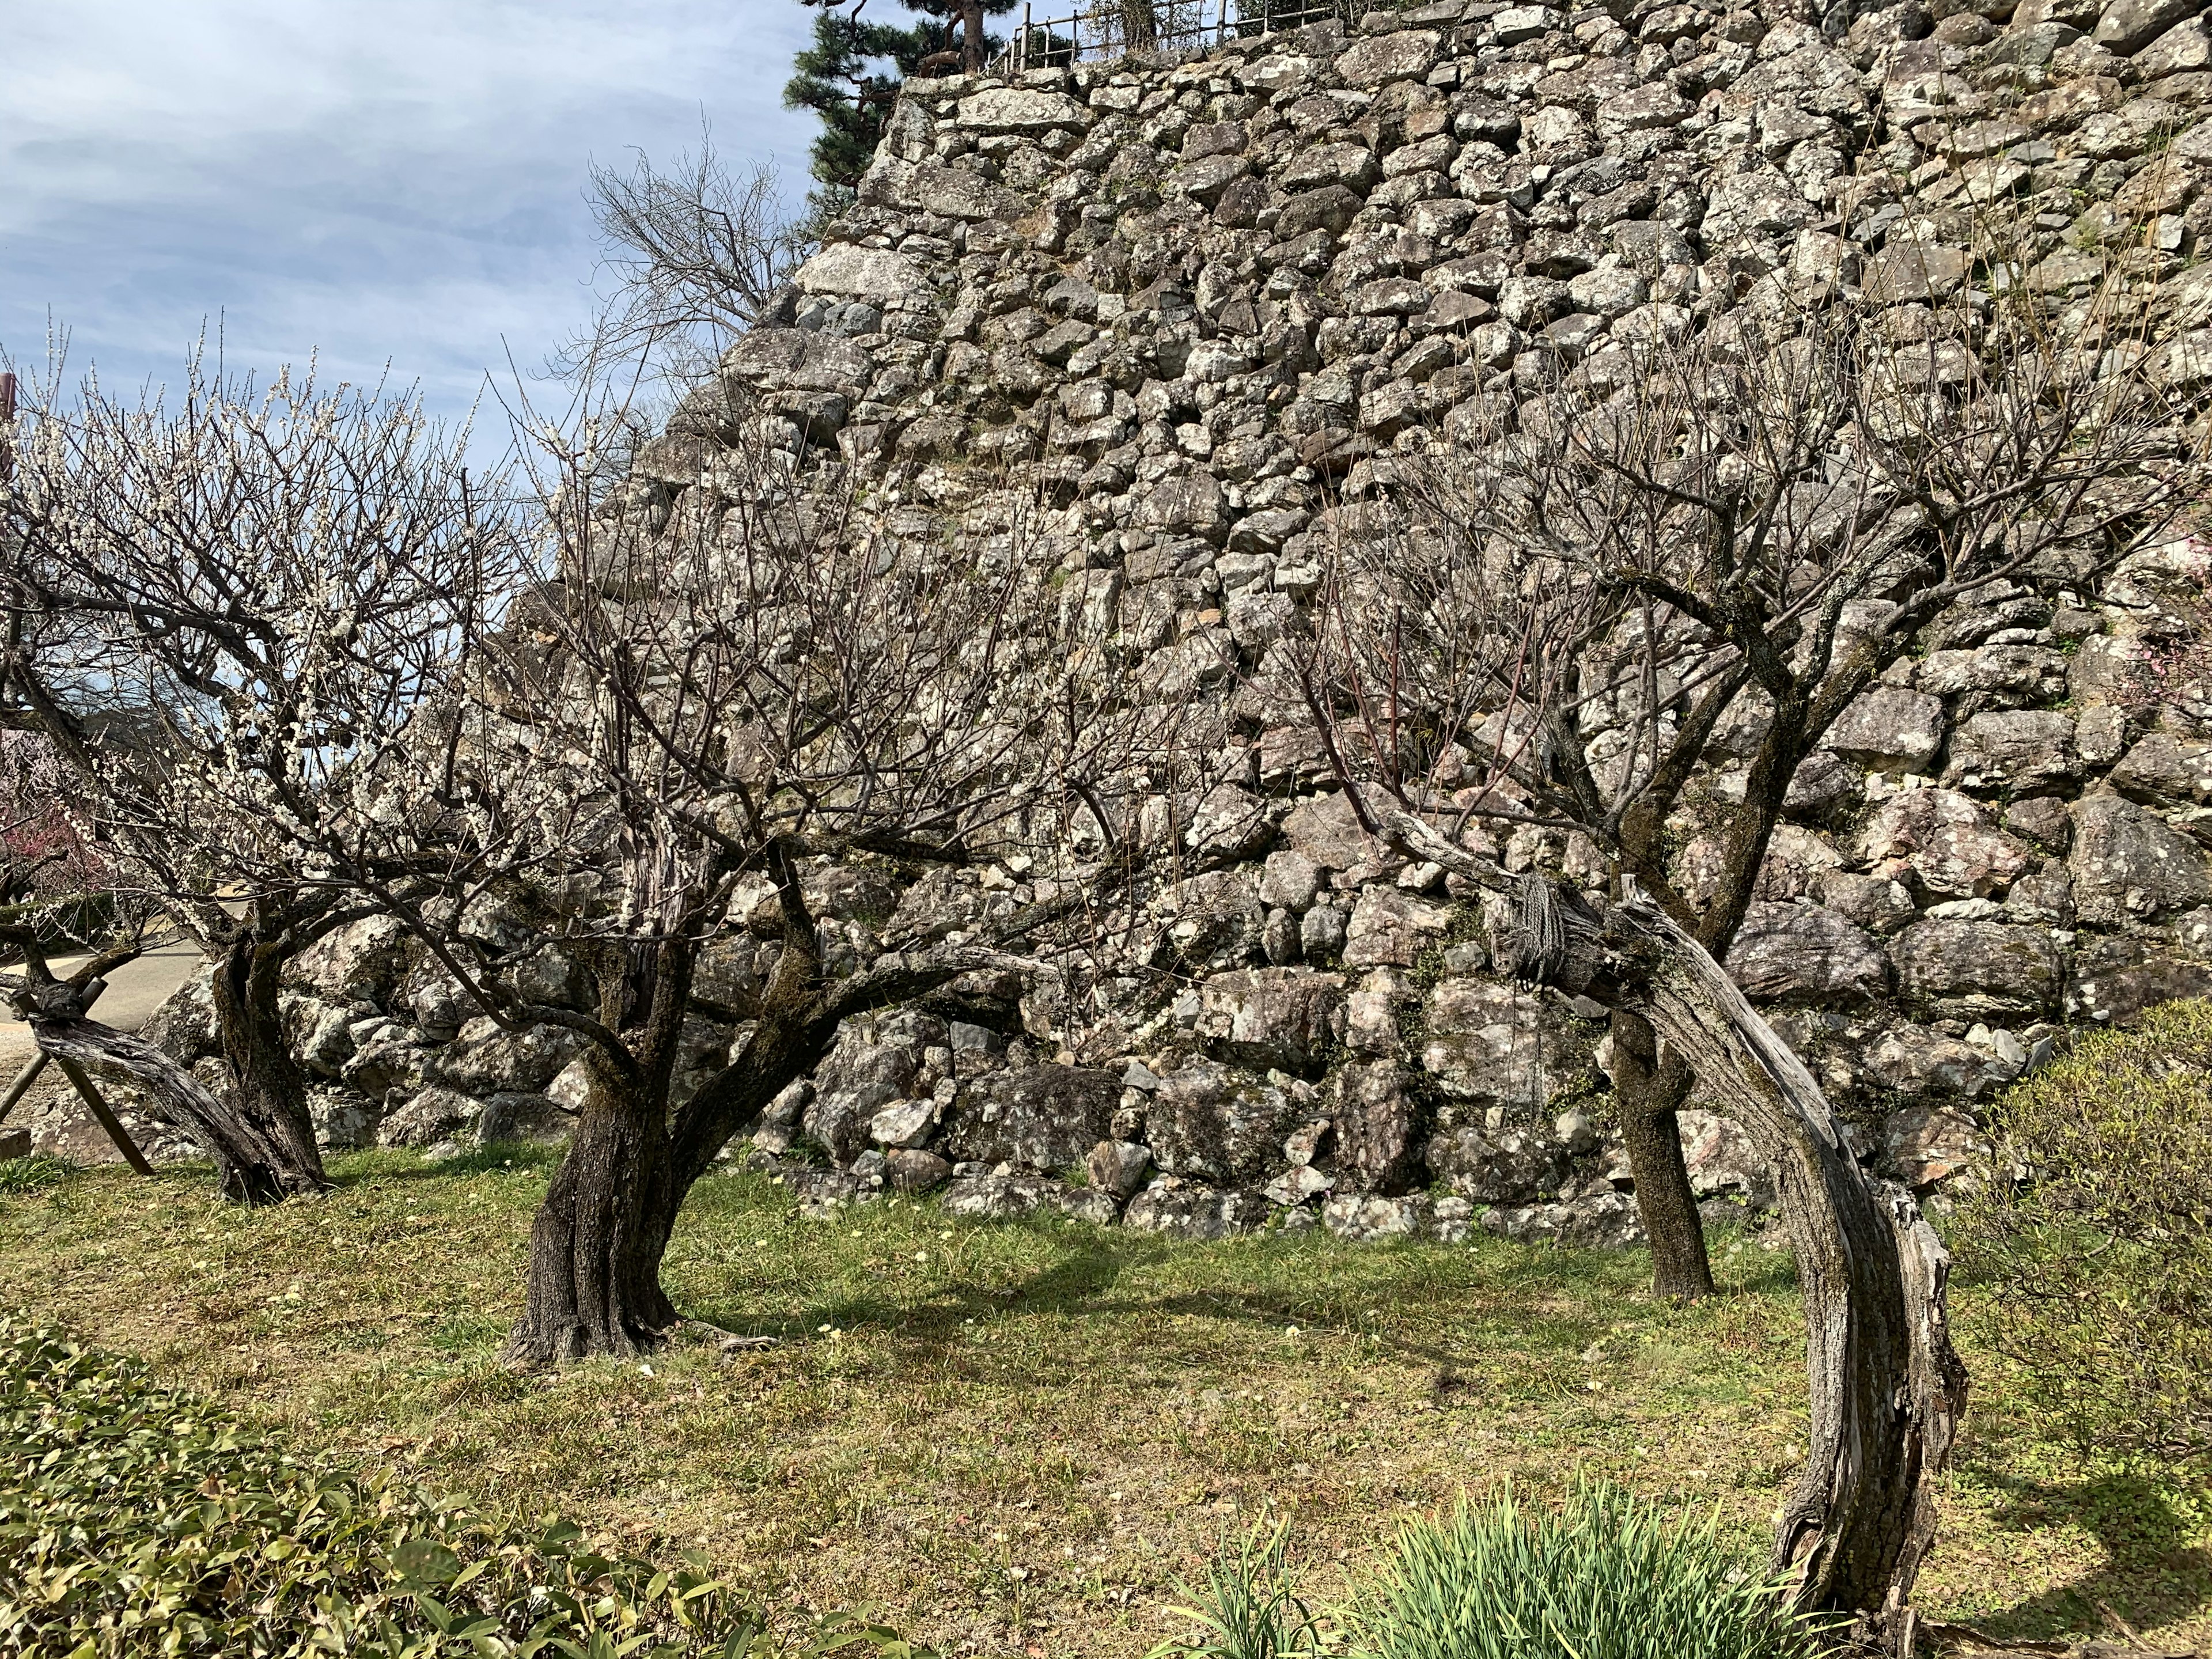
top-left (1608, 1010), bottom-right (1714, 1301)
top-left (208, 926), bottom-right (327, 1198)
top-left (1395, 816), bottom-right (1964, 1635)
top-left (505, 1045), bottom-right (682, 1365)
top-left (28, 1010), bottom-right (313, 1204)
top-left (499, 873), bottom-right (1024, 1369)
top-left (1628, 906), bottom-right (1963, 1628)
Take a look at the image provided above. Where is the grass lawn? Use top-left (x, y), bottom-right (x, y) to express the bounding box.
top-left (2, 1148), bottom-right (2206, 1657)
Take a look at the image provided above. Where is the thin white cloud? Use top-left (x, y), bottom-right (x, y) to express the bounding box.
top-left (2, 0), bottom-right (820, 414)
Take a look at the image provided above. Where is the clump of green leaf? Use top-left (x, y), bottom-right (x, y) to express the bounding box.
top-left (1953, 999), bottom-right (2212, 1474)
top-left (1153, 1513), bottom-right (1325, 1659)
top-left (0, 1154), bottom-right (73, 1196)
top-left (1346, 1482), bottom-right (1821, 1659)
top-left (0, 1315), bottom-right (932, 1657)
top-left (1158, 1483), bottom-right (1820, 1659)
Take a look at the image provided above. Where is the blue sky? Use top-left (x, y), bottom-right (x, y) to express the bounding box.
top-left (2, 1), bottom-right (824, 423)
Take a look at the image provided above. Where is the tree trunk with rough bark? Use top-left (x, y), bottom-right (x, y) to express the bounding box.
top-left (1608, 1010), bottom-right (1714, 1301)
top-left (1391, 815), bottom-right (1964, 1636)
top-left (28, 1012), bottom-right (312, 1204)
top-left (209, 926), bottom-right (328, 1199)
top-left (1627, 903), bottom-right (1964, 1630)
top-left (961, 0), bottom-right (986, 69)
top-left (503, 1046), bottom-right (683, 1365)
top-left (498, 874), bottom-right (1016, 1369)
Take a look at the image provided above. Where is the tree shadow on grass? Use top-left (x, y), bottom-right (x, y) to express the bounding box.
top-left (681, 1211), bottom-right (1702, 1381)
top-left (327, 1142), bottom-right (566, 1184)
top-left (1965, 1465), bottom-right (2211, 1642)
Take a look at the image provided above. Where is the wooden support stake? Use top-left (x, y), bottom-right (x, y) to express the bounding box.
top-left (0, 980), bottom-right (151, 1173)
top-left (52, 1056), bottom-right (156, 1176)
top-left (0, 1053), bottom-right (49, 1128)
top-left (0, 978), bottom-right (104, 1130)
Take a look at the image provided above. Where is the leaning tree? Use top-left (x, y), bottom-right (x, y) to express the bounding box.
top-left (1286, 271), bottom-right (2197, 1629)
top-left (0, 347), bottom-right (521, 1201)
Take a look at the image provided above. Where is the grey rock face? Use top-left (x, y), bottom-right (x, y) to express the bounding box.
top-left (2093, 0), bottom-right (2209, 53)
top-left (378, 1086), bottom-right (480, 1149)
top-left (1123, 1183), bottom-right (1272, 1238)
top-left (1147, 1061), bottom-right (1295, 1186)
top-left (1724, 903), bottom-right (1891, 1002)
top-left (942, 1066), bottom-right (1120, 1174)
top-left (1331, 1060), bottom-right (1422, 1193)
top-left (1420, 979), bottom-right (1548, 1104)
top-left (807, 1017), bottom-right (934, 1164)
top-left (791, 244), bottom-right (927, 302)
top-left (942, 1173), bottom-right (1116, 1225)
top-left (1426, 1120), bottom-right (1566, 1203)
top-left (2111, 731), bottom-right (2212, 809)
top-left (1086, 1138), bottom-right (1153, 1199)
top-left (478, 1092), bottom-right (569, 1145)
top-left (1824, 687), bottom-right (1946, 774)
top-left (1892, 920), bottom-right (2065, 1015)
top-left (1884, 1105), bottom-right (1989, 1191)
top-left (888, 1149), bottom-right (953, 1193)
top-left (2069, 791), bottom-right (2212, 923)
top-left (1322, 1192), bottom-right (1426, 1240)
top-left (289, 915), bottom-right (411, 1007)
top-left (1944, 710), bottom-right (2081, 793)
top-left (1344, 888), bottom-right (1453, 968)
top-left (1860, 788), bottom-right (2034, 898)
top-left (1197, 967), bottom-right (1347, 1073)
top-left (228, 9), bottom-right (2212, 1244)
top-left (1482, 1192), bottom-right (1643, 1250)
top-left (308, 1085), bottom-right (381, 1151)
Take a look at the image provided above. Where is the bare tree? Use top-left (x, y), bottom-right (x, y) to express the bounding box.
top-left (1287, 276), bottom-right (2198, 1627)
top-left (0, 346), bottom-right (521, 1202)
top-left (563, 135), bottom-right (811, 396)
top-left (340, 410), bottom-right (1210, 1365)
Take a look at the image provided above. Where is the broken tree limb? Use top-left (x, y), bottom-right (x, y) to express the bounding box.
top-left (0, 1054), bottom-right (50, 1128)
top-left (1384, 810), bottom-right (1966, 1638)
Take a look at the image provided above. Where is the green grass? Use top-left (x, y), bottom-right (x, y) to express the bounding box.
top-left (0, 1149), bottom-right (2206, 1657)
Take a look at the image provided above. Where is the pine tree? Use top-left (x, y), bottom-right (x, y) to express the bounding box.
top-left (783, 0), bottom-right (1016, 204)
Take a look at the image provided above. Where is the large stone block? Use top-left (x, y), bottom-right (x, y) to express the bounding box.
top-left (1823, 687), bottom-right (1946, 773)
top-left (1196, 968), bottom-right (1347, 1074)
top-left (1421, 979), bottom-right (1546, 1103)
top-left (1343, 887), bottom-right (1452, 968)
top-left (1336, 29), bottom-right (1442, 85)
top-left (1944, 710), bottom-right (2081, 793)
top-left (806, 1012), bottom-right (944, 1163)
top-left (2069, 791), bottom-right (2212, 924)
top-left (1426, 1120), bottom-right (1566, 1202)
top-left (792, 244), bottom-right (928, 302)
top-left (941, 1065), bottom-right (1120, 1174)
top-left (1147, 1060), bottom-right (1295, 1186)
top-left (1858, 787), bottom-right (2033, 897)
top-left (1331, 1060), bottom-right (1423, 1193)
top-left (2093, 0), bottom-right (2209, 53)
top-left (955, 87), bottom-right (1092, 132)
top-left (721, 328), bottom-right (875, 397)
top-left (1724, 902), bottom-right (1891, 1002)
top-left (1892, 920), bottom-right (2064, 1015)
top-left (1124, 1182), bottom-right (1271, 1238)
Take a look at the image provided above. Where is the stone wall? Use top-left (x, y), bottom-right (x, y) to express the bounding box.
top-left (36, 0), bottom-right (2212, 1247)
